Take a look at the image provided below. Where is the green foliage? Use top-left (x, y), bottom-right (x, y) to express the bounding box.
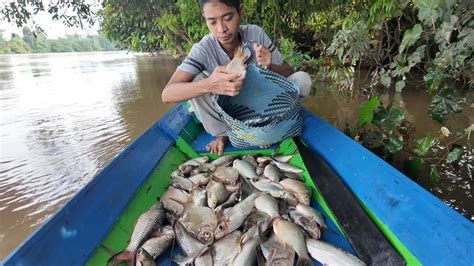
top-left (358, 97), bottom-right (381, 127)
top-left (446, 146), bottom-right (463, 163)
top-left (415, 135), bottom-right (434, 156)
top-left (428, 88), bottom-right (467, 123)
top-left (278, 38), bottom-right (311, 71)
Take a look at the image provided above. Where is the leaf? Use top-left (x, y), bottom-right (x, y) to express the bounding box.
top-left (399, 24), bottom-right (422, 53)
top-left (446, 147), bottom-right (463, 163)
top-left (428, 88), bottom-right (467, 123)
top-left (359, 97), bottom-right (381, 127)
top-left (414, 0), bottom-right (442, 25)
top-left (385, 135), bottom-right (404, 154)
top-left (395, 80), bottom-right (405, 92)
top-left (430, 165), bottom-right (441, 183)
top-left (465, 124), bottom-right (474, 140)
top-left (385, 107), bottom-right (405, 132)
top-left (380, 72), bottom-right (391, 88)
top-left (403, 156), bottom-right (425, 180)
top-left (415, 135), bottom-right (434, 155)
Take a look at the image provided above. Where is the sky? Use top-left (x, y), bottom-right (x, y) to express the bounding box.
top-left (0, 1), bottom-right (100, 39)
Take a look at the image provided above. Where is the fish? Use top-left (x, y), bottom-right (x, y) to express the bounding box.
top-left (171, 175), bottom-right (194, 192)
top-left (212, 230), bottom-right (242, 265)
top-left (306, 238), bottom-right (366, 265)
top-left (242, 154), bottom-right (258, 167)
top-left (295, 204), bottom-right (332, 233)
top-left (263, 163), bottom-right (283, 182)
top-left (173, 222), bottom-right (211, 265)
top-left (178, 204), bottom-right (217, 244)
top-left (241, 211), bottom-right (271, 243)
top-left (211, 155), bottom-right (239, 167)
top-left (107, 202), bottom-right (165, 266)
top-left (214, 192), bottom-right (260, 240)
top-left (273, 160), bottom-right (304, 174)
top-left (135, 225), bottom-right (175, 266)
top-left (233, 159), bottom-right (258, 180)
top-left (273, 218), bottom-right (314, 266)
top-left (160, 187), bottom-right (189, 215)
top-left (226, 49), bottom-right (246, 76)
top-left (254, 193), bottom-right (280, 219)
top-left (289, 208), bottom-right (321, 239)
top-left (232, 234), bottom-right (259, 266)
top-left (250, 179), bottom-right (298, 205)
top-left (213, 166), bottom-right (240, 185)
top-left (188, 173), bottom-right (210, 186)
top-left (206, 180), bottom-right (231, 209)
top-left (272, 154), bottom-right (296, 163)
top-left (280, 178), bottom-right (311, 205)
top-left (261, 233), bottom-right (296, 266)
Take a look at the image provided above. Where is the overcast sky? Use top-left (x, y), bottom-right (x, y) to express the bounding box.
top-left (0, 1), bottom-right (100, 39)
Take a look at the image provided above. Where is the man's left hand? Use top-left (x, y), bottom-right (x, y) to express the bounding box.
top-left (254, 43), bottom-right (272, 69)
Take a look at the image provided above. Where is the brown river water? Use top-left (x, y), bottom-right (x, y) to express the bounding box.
top-left (0, 52), bottom-right (472, 259)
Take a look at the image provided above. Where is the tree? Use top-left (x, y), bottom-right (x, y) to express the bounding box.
top-left (22, 26), bottom-right (35, 48)
top-left (1, 1), bottom-right (98, 31)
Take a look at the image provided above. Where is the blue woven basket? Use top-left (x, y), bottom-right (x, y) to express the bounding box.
top-left (215, 64), bottom-right (303, 148)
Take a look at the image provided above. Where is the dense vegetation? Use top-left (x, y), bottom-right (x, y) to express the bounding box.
top-left (1, 0), bottom-right (472, 207)
top-left (0, 27), bottom-right (116, 54)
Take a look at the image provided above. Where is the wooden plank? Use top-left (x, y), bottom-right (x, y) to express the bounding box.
top-left (295, 138), bottom-right (405, 265)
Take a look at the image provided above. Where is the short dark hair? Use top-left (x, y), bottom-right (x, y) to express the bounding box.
top-left (198, 0), bottom-right (240, 11)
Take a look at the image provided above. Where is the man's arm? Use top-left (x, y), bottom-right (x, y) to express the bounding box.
top-left (162, 67), bottom-right (245, 103)
top-left (269, 61), bottom-right (294, 78)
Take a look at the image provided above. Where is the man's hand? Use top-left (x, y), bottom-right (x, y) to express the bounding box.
top-left (207, 66), bottom-right (244, 96)
top-left (254, 43), bottom-right (272, 69)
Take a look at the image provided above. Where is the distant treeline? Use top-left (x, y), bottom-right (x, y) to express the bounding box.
top-left (0, 26), bottom-right (117, 54)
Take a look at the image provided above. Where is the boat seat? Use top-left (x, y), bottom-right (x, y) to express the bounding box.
top-left (190, 129), bottom-right (278, 154)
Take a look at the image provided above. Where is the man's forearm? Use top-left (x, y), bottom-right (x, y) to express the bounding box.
top-left (268, 62), bottom-right (295, 78)
top-left (162, 79), bottom-right (209, 103)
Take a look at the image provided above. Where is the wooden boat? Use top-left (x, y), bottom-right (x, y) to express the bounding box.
top-left (2, 103), bottom-right (473, 266)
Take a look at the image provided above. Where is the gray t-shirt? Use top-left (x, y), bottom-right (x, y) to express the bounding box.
top-left (177, 24), bottom-right (284, 76)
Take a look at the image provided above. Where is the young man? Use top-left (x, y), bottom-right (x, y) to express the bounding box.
top-left (162, 0), bottom-right (311, 155)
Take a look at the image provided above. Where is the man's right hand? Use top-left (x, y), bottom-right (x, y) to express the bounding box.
top-left (207, 66), bottom-right (244, 96)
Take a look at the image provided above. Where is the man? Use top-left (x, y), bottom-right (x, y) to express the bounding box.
top-left (162, 0), bottom-right (311, 155)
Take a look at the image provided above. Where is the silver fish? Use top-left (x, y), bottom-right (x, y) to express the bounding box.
top-left (280, 178), bottom-right (311, 205)
top-left (306, 238), bottom-right (366, 266)
top-left (206, 180), bottom-right (231, 209)
top-left (173, 222), bottom-right (211, 265)
top-left (261, 233), bottom-right (295, 266)
top-left (233, 159), bottom-right (258, 180)
top-left (178, 204), bottom-right (216, 244)
top-left (272, 154), bottom-right (296, 163)
top-left (254, 193), bottom-right (280, 219)
top-left (135, 225), bottom-right (175, 266)
top-left (295, 204), bottom-right (331, 232)
top-left (171, 175), bottom-right (194, 192)
top-left (213, 230), bottom-right (242, 265)
top-left (188, 173), bottom-right (210, 186)
top-left (289, 208), bottom-right (321, 239)
top-left (191, 187), bottom-right (207, 207)
top-left (273, 218), bottom-right (314, 266)
top-left (211, 155), bottom-right (239, 167)
top-left (232, 234), bottom-right (259, 266)
top-left (250, 179), bottom-right (298, 205)
top-left (214, 192), bottom-right (260, 239)
top-left (263, 163), bottom-right (283, 182)
top-left (160, 187), bottom-right (189, 215)
top-left (283, 171), bottom-right (305, 181)
top-left (242, 154), bottom-right (258, 167)
top-left (213, 166), bottom-right (240, 185)
top-left (256, 156), bottom-right (274, 164)
top-left (108, 202), bottom-right (165, 265)
top-left (273, 160), bottom-right (304, 174)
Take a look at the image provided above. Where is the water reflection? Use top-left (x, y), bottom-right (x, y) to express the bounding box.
top-left (0, 52), bottom-right (180, 259)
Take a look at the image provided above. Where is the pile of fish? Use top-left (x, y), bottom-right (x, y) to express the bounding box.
top-left (108, 154), bottom-right (366, 266)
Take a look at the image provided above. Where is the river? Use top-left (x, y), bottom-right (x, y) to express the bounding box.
top-left (0, 51), bottom-right (472, 259)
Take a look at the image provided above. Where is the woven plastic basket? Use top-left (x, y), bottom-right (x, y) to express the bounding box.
top-left (215, 64), bottom-right (303, 148)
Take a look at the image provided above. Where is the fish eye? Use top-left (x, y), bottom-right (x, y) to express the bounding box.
top-left (204, 231), bottom-right (210, 237)
top-left (218, 224), bottom-right (224, 230)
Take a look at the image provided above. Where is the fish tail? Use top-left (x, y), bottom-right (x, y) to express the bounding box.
top-left (106, 250), bottom-right (134, 266)
top-left (296, 256), bottom-right (315, 266)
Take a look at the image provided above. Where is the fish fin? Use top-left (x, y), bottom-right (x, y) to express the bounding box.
top-left (256, 245), bottom-right (266, 266)
top-left (296, 256), bottom-right (315, 266)
top-left (106, 250), bottom-right (134, 266)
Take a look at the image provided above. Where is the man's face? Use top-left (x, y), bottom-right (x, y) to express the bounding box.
top-left (202, 2), bottom-right (242, 46)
